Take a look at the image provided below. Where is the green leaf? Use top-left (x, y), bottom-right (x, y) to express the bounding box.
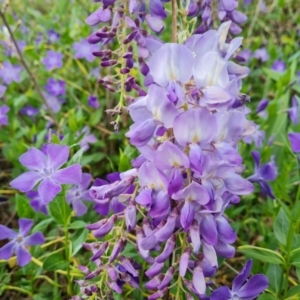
top-left (71, 228), bottom-right (88, 255)
top-left (43, 253), bottom-right (68, 271)
top-left (68, 112), bottom-right (78, 132)
top-left (266, 264), bottom-right (282, 294)
top-left (68, 220), bottom-right (86, 229)
top-left (32, 218), bottom-right (53, 233)
top-left (238, 245), bottom-right (285, 264)
top-left (287, 285), bottom-right (300, 297)
top-left (48, 195), bottom-right (72, 227)
top-left (273, 208), bottom-right (290, 245)
top-left (16, 194), bottom-right (35, 219)
top-left (257, 294), bottom-right (279, 300)
top-left (68, 147), bottom-right (85, 165)
top-left (90, 109), bottom-right (102, 126)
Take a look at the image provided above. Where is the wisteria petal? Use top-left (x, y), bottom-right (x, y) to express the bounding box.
top-left (149, 190), bottom-right (170, 218)
top-left (148, 43), bottom-right (194, 87)
top-left (224, 173), bottom-right (254, 195)
top-left (52, 164), bottom-right (82, 184)
top-left (145, 14), bottom-right (164, 33)
top-left (180, 201), bottom-right (195, 231)
top-left (216, 216), bottom-right (237, 243)
top-left (19, 148), bottom-right (47, 171)
top-left (200, 214), bottom-right (218, 245)
top-left (10, 172), bottom-right (42, 192)
top-left (38, 178), bottom-right (62, 205)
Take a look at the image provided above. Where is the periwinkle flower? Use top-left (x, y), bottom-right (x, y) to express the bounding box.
top-left (0, 218), bottom-right (45, 266)
top-left (42, 50), bottom-right (63, 70)
top-left (254, 48), bottom-right (269, 62)
top-left (45, 78), bottom-right (66, 97)
top-left (73, 39), bottom-right (99, 62)
top-left (88, 95), bottom-right (100, 108)
top-left (20, 105), bottom-right (39, 118)
top-left (66, 173), bottom-right (93, 216)
top-left (210, 260), bottom-right (268, 300)
top-left (10, 144), bottom-right (82, 205)
top-left (288, 132), bottom-right (300, 152)
top-left (0, 104), bottom-right (9, 126)
top-left (271, 60), bottom-right (286, 72)
top-left (47, 29), bottom-right (60, 43)
top-left (42, 91), bottom-right (62, 113)
top-left (247, 151), bottom-right (277, 199)
top-left (26, 191), bottom-right (48, 214)
top-left (0, 61), bottom-right (22, 84)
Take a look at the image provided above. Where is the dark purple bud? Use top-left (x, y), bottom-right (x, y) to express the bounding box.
top-left (85, 268), bottom-right (101, 280)
top-left (78, 265), bottom-right (89, 275)
top-left (87, 32), bottom-right (102, 44)
top-left (107, 281), bottom-right (122, 294)
top-left (123, 31), bottom-right (138, 44)
top-left (256, 99), bottom-right (269, 114)
top-left (103, 84), bottom-right (116, 92)
top-left (84, 288), bottom-right (92, 296)
top-left (156, 234), bottom-right (176, 263)
top-left (123, 52), bottom-right (133, 59)
top-left (120, 68), bottom-right (130, 74)
top-left (107, 264), bottom-right (118, 281)
top-left (96, 31), bottom-right (109, 38)
top-left (179, 247), bottom-right (191, 277)
top-left (107, 31), bottom-right (116, 38)
top-left (109, 239), bottom-right (126, 262)
top-left (91, 242), bottom-right (109, 261)
top-left (155, 208), bottom-right (178, 242)
top-left (125, 201), bottom-right (137, 231)
top-left (98, 75), bottom-right (114, 85)
top-left (189, 220), bottom-right (201, 253)
top-left (119, 255), bottom-right (139, 277)
top-left (145, 274), bottom-right (163, 290)
top-left (148, 288), bottom-right (167, 300)
top-left (157, 266), bottom-right (174, 289)
top-left (126, 57), bottom-right (134, 69)
top-left (101, 60), bottom-right (118, 67)
top-left (138, 57), bottom-right (150, 76)
top-left (92, 215), bottom-right (117, 238)
top-left (86, 219), bottom-right (108, 230)
top-left (90, 285), bottom-right (99, 293)
top-left (121, 273), bottom-right (141, 290)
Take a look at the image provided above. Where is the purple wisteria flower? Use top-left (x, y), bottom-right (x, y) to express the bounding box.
top-left (288, 132), bottom-right (300, 153)
top-left (45, 78), bottom-right (66, 97)
top-left (256, 99), bottom-right (268, 119)
top-left (20, 105), bottom-right (39, 118)
top-left (0, 104), bottom-right (9, 126)
top-left (248, 151), bottom-right (277, 199)
top-left (73, 39), bottom-right (99, 62)
top-left (66, 173), bottom-right (93, 216)
top-left (42, 50), bottom-right (63, 71)
top-left (88, 95), bottom-right (100, 108)
top-left (0, 61), bottom-right (22, 84)
top-left (0, 218), bottom-right (45, 266)
top-left (0, 85), bottom-right (7, 98)
top-left (47, 29), bottom-right (60, 43)
top-left (210, 260), bottom-right (268, 300)
top-left (10, 144), bottom-right (82, 205)
top-left (271, 60), bottom-right (286, 72)
top-left (287, 96), bottom-right (299, 124)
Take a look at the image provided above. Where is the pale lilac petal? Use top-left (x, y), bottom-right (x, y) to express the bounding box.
top-left (192, 265), bottom-right (206, 295)
top-left (19, 148), bottom-right (47, 171)
top-left (149, 190), bottom-right (170, 218)
top-left (0, 226), bottom-right (17, 240)
top-left (18, 219), bottom-right (33, 236)
top-left (38, 178), bottom-right (62, 205)
top-left (216, 216), bottom-right (236, 244)
top-left (232, 260), bottom-right (252, 292)
top-left (10, 172), bottom-right (42, 192)
top-left (25, 232), bottom-right (45, 245)
top-left (73, 199), bottom-right (88, 216)
top-left (145, 14), bottom-right (164, 33)
top-left (180, 201), bottom-right (195, 231)
top-left (204, 86), bottom-right (231, 104)
top-left (200, 214), bottom-right (218, 245)
top-left (238, 274), bottom-right (269, 298)
top-left (51, 164), bottom-right (82, 184)
top-left (80, 173), bottom-right (93, 190)
top-left (16, 245), bottom-right (31, 267)
top-left (46, 144), bottom-right (69, 170)
top-left (0, 241), bottom-right (15, 260)
top-left (202, 241), bottom-right (218, 267)
top-left (173, 108), bottom-right (217, 146)
top-left (224, 173), bottom-right (254, 195)
top-left (148, 43), bottom-right (194, 87)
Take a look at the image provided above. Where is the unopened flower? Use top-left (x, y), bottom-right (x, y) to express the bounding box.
top-left (0, 218), bottom-right (44, 266)
top-left (10, 144), bottom-right (82, 205)
top-left (287, 96), bottom-right (299, 125)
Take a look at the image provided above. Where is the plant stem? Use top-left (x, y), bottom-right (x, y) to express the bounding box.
top-left (171, 0), bottom-right (177, 43)
top-left (64, 224), bottom-right (72, 296)
top-left (0, 10), bottom-right (59, 127)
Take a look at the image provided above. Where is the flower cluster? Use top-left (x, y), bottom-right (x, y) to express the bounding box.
top-left (79, 21), bottom-right (268, 298)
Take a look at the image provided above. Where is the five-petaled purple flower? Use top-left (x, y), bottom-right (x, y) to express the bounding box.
top-left (45, 78), bottom-right (66, 97)
top-left (0, 104), bottom-right (9, 126)
top-left (66, 173), bottom-right (93, 216)
top-left (0, 218), bottom-right (45, 266)
top-left (73, 39), bottom-right (99, 62)
top-left (210, 260), bottom-right (268, 300)
top-left (47, 29), bottom-right (60, 43)
top-left (248, 151), bottom-right (277, 199)
top-left (10, 144), bottom-right (82, 205)
top-left (88, 95), bottom-right (100, 108)
top-left (42, 50), bottom-right (63, 71)
top-left (20, 105), bottom-right (39, 118)
top-left (0, 61), bottom-right (22, 84)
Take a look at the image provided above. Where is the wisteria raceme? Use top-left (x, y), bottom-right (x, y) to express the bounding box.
top-left (78, 19), bottom-right (269, 298)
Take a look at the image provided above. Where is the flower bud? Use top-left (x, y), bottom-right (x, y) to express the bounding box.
top-left (145, 274), bottom-right (163, 290)
top-left (125, 201), bottom-right (137, 231)
top-left (90, 242), bottom-right (109, 261)
top-left (145, 262), bottom-right (164, 278)
top-left (157, 266), bottom-right (174, 289)
top-left (119, 255), bottom-right (139, 277)
top-left (101, 60), bottom-right (118, 67)
top-left (179, 247), bottom-right (191, 277)
top-left (107, 281), bottom-right (122, 294)
top-left (107, 264), bottom-right (118, 281)
top-left (109, 239), bottom-right (126, 262)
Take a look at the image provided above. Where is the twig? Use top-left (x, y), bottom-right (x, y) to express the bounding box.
top-left (0, 10), bottom-right (59, 127)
